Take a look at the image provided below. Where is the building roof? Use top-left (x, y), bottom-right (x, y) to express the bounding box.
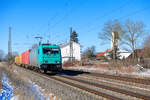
top-left (96, 52), bottom-right (105, 57)
top-left (96, 49), bottom-right (110, 57)
top-left (59, 41), bottom-right (81, 48)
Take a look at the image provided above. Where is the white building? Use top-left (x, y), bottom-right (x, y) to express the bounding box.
top-left (119, 49), bottom-right (131, 59)
top-left (59, 41), bottom-right (81, 63)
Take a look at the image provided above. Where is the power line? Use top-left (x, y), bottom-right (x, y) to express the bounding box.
top-left (50, 0), bottom-right (86, 29)
top-left (95, 0), bottom-right (130, 20)
top-left (79, 0), bottom-right (131, 30)
top-left (117, 6), bottom-right (150, 19)
top-left (86, 6), bottom-right (150, 33)
top-left (32, 0), bottom-right (73, 43)
top-left (41, 0), bottom-right (86, 44)
top-left (32, 12), bottom-right (59, 38)
top-left (31, 0), bottom-right (71, 39)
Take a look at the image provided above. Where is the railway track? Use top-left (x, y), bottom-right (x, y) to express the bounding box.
top-left (50, 76), bottom-right (122, 100)
top-left (19, 67), bottom-right (150, 99)
top-left (27, 71), bottom-right (123, 99)
top-left (90, 73), bottom-right (150, 85)
top-left (57, 75), bottom-right (150, 100)
top-left (17, 66), bottom-right (123, 99)
top-left (62, 69), bottom-right (150, 85)
top-left (15, 65), bottom-right (150, 99)
top-left (76, 75), bottom-right (150, 95)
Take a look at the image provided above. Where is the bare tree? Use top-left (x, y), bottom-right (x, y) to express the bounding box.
top-left (3, 52), bottom-right (19, 62)
top-left (99, 20), bottom-right (124, 42)
top-left (0, 50), bottom-right (4, 61)
top-left (82, 46), bottom-right (96, 60)
top-left (143, 35), bottom-right (150, 58)
top-left (99, 20), bottom-right (146, 59)
top-left (122, 20), bottom-right (146, 58)
top-left (99, 20), bottom-right (124, 60)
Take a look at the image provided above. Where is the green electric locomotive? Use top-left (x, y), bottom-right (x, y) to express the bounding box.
top-left (29, 43), bottom-right (62, 73)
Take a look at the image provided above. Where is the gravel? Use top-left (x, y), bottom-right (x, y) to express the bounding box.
top-left (17, 66), bottom-right (102, 100)
top-left (0, 63), bottom-right (102, 100)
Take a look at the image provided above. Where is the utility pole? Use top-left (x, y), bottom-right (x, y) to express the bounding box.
top-left (8, 26), bottom-right (12, 65)
top-left (70, 27), bottom-right (73, 62)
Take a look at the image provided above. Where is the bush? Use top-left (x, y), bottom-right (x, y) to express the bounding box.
top-left (96, 55), bottom-right (108, 61)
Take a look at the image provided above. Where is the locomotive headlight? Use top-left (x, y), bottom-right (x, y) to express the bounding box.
top-left (44, 61), bottom-right (48, 63)
top-left (56, 61), bottom-right (59, 63)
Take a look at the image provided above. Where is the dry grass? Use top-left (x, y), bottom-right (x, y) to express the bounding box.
top-left (14, 88), bottom-right (35, 100)
top-left (63, 60), bottom-right (82, 67)
top-left (0, 64), bottom-right (60, 100)
top-left (0, 66), bottom-right (33, 99)
top-left (118, 66), bottom-right (138, 73)
top-left (63, 60), bottom-right (140, 74)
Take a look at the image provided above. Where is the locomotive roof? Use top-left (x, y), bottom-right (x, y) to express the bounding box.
top-left (41, 44), bottom-right (59, 48)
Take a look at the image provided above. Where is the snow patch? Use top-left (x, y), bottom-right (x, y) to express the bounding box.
top-left (132, 69), bottom-right (150, 77)
top-left (70, 66), bottom-right (112, 73)
top-left (10, 95), bottom-right (19, 100)
top-left (0, 73), bottom-right (14, 100)
top-left (29, 81), bottom-right (58, 100)
top-left (69, 66), bottom-right (150, 77)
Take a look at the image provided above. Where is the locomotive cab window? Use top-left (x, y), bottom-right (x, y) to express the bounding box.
top-left (38, 49), bottom-right (39, 54)
top-left (43, 48), bottom-right (59, 54)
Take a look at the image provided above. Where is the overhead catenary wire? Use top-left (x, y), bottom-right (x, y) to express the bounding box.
top-left (31, 0), bottom-right (71, 39)
top-left (42, 0), bottom-right (86, 44)
top-left (50, 0), bottom-right (86, 29)
top-left (86, 6), bottom-right (150, 33)
top-left (33, 0), bottom-right (75, 44)
top-left (79, 0), bottom-right (131, 31)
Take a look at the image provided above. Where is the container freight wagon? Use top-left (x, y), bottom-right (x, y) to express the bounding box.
top-left (15, 56), bottom-right (19, 65)
top-left (21, 52), bottom-right (25, 66)
top-left (21, 50), bottom-right (30, 68)
top-left (14, 55), bottom-right (22, 65)
top-left (19, 55), bottom-right (22, 65)
top-left (29, 44), bottom-right (62, 73)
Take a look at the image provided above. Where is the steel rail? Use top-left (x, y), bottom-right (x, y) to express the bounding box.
top-left (50, 76), bottom-right (122, 100)
top-left (16, 65), bottom-right (150, 99)
top-left (19, 67), bottom-right (123, 99)
top-left (59, 75), bottom-right (150, 100)
top-left (90, 73), bottom-right (150, 85)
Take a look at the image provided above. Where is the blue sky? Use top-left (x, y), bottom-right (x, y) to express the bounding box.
top-left (0, 0), bottom-right (150, 54)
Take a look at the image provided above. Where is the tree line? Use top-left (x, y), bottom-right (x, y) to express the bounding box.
top-left (82, 19), bottom-right (149, 60)
top-left (0, 50), bottom-right (18, 62)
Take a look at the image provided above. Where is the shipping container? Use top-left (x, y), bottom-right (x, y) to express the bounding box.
top-left (15, 55), bottom-right (22, 65)
top-left (21, 52), bottom-right (26, 65)
top-left (25, 50), bottom-right (30, 65)
top-left (21, 50), bottom-right (30, 67)
top-left (14, 56), bottom-right (19, 64)
top-left (19, 55), bottom-right (22, 64)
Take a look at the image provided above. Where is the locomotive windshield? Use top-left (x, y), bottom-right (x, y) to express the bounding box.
top-left (43, 48), bottom-right (59, 54)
